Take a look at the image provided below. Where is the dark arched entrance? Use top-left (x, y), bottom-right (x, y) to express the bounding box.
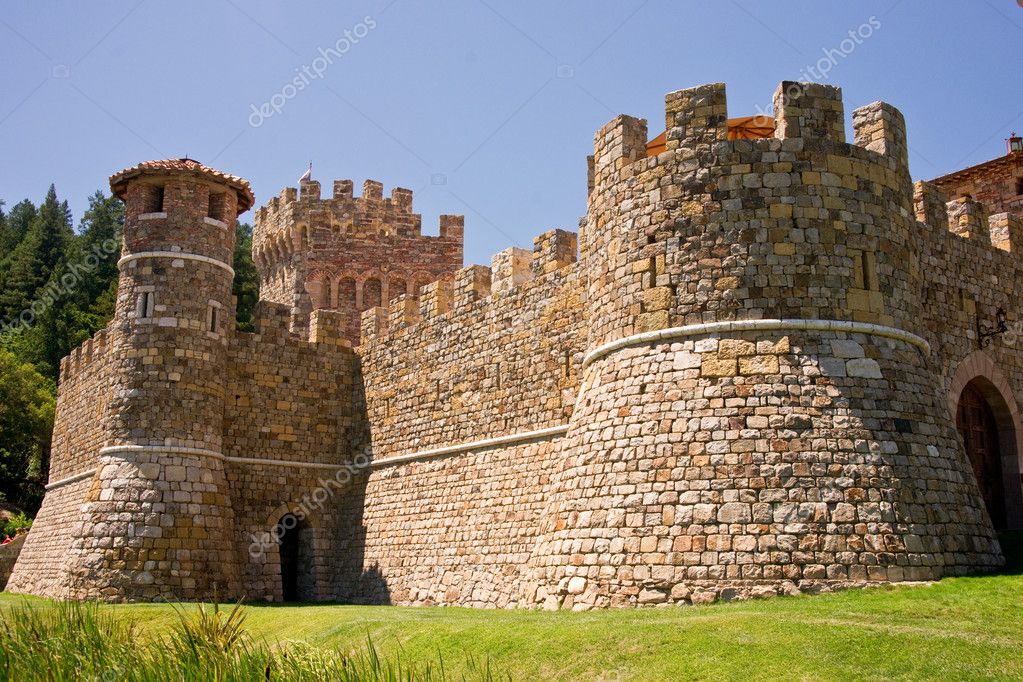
top-left (957, 381), bottom-right (1008, 529)
top-left (278, 513), bottom-right (314, 601)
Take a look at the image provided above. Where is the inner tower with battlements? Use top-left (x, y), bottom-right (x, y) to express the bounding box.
top-left (254, 177), bottom-right (463, 342)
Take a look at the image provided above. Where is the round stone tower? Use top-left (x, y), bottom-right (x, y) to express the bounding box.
top-left (67, 159), bottom-right (253, 600)
top-left (526, 83), bottom-right (1003, 609)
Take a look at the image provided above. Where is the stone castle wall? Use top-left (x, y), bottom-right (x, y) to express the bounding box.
top-left (224, 304), bottom-right (355, 465)
top-left (915, 185), bottom-right (1023, 526)
top-left (336, 437), bottom-right (558, 607)
top-left (8, 301), bottom-right (361, 601)
top-left (339, 82), bottom-right (1006, 608)
top-left (222, 304), bottom-right (357, 602)
top-left (47, 326), bottom-right (115, 482)
top-left (0, 534), bottom-right (27, 591)
top-left (331, 229), bottom-right (585, 606)
top-left (10, 81), bottom-right (1020, 608)
top-left (356, 228), bottom-right (584, 460)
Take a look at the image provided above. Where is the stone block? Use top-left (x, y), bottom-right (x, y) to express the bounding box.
top-left (846, 358), bottom-right (883, 379)
top-left (718, 339), bottom-right (755, 359)
top-left (739, 355), bottom-right (780, 375)
top-left (702, 357), bottom-right (737, 377)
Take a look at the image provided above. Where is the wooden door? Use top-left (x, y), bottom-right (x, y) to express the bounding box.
top-left (957, 383), bottom-right (1007, 529)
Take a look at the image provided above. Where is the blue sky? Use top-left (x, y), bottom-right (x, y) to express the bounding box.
top-left (1, 1), bottom-right (1021, 265)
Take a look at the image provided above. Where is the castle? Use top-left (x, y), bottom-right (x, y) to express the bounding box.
top-left (8, 81), bottom-right (1022, 608)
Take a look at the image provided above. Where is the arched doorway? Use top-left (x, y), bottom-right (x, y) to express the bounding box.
top-left (948, 353), bottom-right (1023, 531)
top-left (957, 382), bottom-right (1007, 528)
top-left (277, 513), bottom-right (314, 601)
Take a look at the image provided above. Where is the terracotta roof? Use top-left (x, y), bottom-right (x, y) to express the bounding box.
top-left (931, 152), bottom-right (1023, 186)
top-left (109, 158), bottom-right (254, 212)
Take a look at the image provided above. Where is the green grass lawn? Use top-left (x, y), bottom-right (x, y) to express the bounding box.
top-left (4, 536), bottom-right (1023, 680)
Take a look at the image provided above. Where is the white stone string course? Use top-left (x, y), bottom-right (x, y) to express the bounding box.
top-left (48, 427), bottom-right (575, 491)
top-left (369, 425), bottom-right (570, 468)
top-left (582, 319), bottom-right (932, 370)
top-left (118, 251), bottom-right (236, 277)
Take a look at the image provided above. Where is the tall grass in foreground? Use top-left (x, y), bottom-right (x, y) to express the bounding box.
top-left (0, 600), bottom-right (502, 681)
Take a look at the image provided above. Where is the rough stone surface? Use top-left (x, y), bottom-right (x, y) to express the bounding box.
top-left (0, 534), bottom-right (26, 590)
top-left (9, 81), bottom-right (1019, 608)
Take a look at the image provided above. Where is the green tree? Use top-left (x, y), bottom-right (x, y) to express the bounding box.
top-left (0, 346), bottom-right (55, 513)
top-left (233, 222), bottom-right (259, 333)
top-left (0, 199), bottom-right (38, 257)
top-left (0, 201), bottom-right (8, 255)
top-left (0, 187), bottom-right (73, 327)
top-left (10, 192), bottom-right (123, 379)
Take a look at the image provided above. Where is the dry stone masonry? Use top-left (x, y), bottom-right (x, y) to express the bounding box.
top-left (9, 81), bottom-right (1022, 608)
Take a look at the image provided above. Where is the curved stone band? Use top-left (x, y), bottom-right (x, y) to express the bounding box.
top-left (118, 251), bottom-right (235, 277)
top-left (582, 319), bottom-right (931, 370)
top-left (44, 469), bottom-right (98, 491)
top-left (99, 444), bottom-right (347, 470)
top-left (370, 425), bottom-right (570, 468)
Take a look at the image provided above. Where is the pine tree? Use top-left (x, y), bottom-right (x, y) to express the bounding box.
top-left (0, 187), bottom-right (73, 327)
top-left (1, 199), bottom-right (37, 257)
top-left (12, 192), bottom-right (123, 379)
top-left (233, 221), bottom-right (260, 333)
top-left (75, 192), bottom-right (123, 308)
top-left (0, 201), bottom-right (8, 255)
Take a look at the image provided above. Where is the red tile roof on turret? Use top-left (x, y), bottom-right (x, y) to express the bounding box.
top-left (109, 158), bottom-right (254, 212)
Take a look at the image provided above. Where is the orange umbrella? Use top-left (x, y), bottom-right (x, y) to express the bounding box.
top-left (726, 116), bottom-right (775, 140)
top-left (645, 116), bottom-right (776, 156)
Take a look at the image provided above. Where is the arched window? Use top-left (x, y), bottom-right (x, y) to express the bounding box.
top-left (388, 277), bottom-right (407, 302)
top-left (363, 277), bottom-right (382, 309)
top-left (337, 277), bottom-right (356, 312)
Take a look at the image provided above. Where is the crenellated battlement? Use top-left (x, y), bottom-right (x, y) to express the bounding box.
top-left (58, 325), bottom-right (114, 385)
top-left (593, 82), bottom-right (909, 200)
top-left (253, 178), bottom-right (462, 270)
top-left (915, 179), bottom-right (1023, 258)
top-left (245, 299), bottom-right (353, 350)
top-left (988, 212), bottom-right (1023, 252)
top-left (360, 228), bottom-right (578, 346)
top-left (583, 80), bottom-right (918, 349)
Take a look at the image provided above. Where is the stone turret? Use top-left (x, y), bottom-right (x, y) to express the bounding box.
top-left (68, 159), bottom-right (253, 600)
top-left (526, 82), bottom-right (1001, 609)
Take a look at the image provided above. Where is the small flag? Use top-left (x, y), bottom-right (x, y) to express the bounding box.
top-left (299, 161), bottom-right (312, 182)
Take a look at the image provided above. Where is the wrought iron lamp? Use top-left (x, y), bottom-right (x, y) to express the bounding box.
top-left (977, 307), bottom-right (1008, 348)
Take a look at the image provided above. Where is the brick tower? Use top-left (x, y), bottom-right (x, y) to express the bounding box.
top-left (69, 159), bottom-right (252, 600)
top-left (253, 177), bottom-right (463, 342)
